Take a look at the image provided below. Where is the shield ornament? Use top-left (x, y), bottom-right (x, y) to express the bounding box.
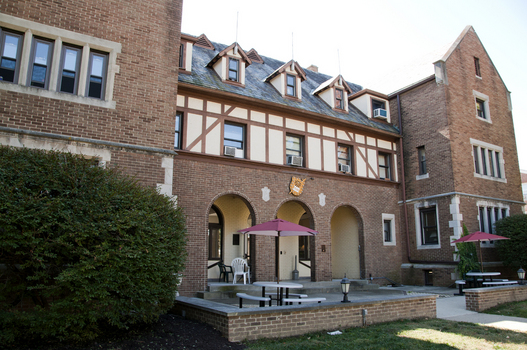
top-left (289, 176), bottom-right (306, 196)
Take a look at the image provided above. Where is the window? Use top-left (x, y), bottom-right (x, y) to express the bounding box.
top-left (228, 57), bottom-right (239, 81)
top-left (0, 29), bottom-right (23, 83)
top-left (474, 57), bottom-right (481, 77)
top-left (298, 236), bottom-right (310, 260)
top-left (471, 139), bottom-right (505, 181)
top-left (378, 153), bottom-right (391, 180)
top-left (478, 202), bottom-right (509, 247)
top-left (87, 51), bottom-right (107, 99)
top-left (372, 99), bottom-right (385, 110)
top-left (59, 45), bottom-right (82, 94)
top-left (178, 43), bottom-right (185, 69)
top-left (286, 134), bottom-right (302, 157)
top-left (286, 74), bottom-right (296, 97)
top-left (476, 98), bottom-right (486, 119)
top-left (335, 88), bottom-right (344, 109)
top-left (418, 146), bottom-right (427, 175)
top-left (224, 123), bottom-right (245, 158)
top-left (29, 37), bottom-right (53, 88)
top-left (337, 144), bottom-right (353, 173)
top-left (382, 213), bottom-right (396, 246)
top-left (473, 91), bottom-right (490, 122)
top-left (420, 207), bottom-right (439, 245)
top-left (174, 112), bottom-right (183, 149)
top-left (208, 206), bottom-right (223, 260)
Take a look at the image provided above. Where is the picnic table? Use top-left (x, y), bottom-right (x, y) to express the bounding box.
top-left (253, 281), bottom-right (303, 306)
top-left (465, 271), bottom-right (500, 288)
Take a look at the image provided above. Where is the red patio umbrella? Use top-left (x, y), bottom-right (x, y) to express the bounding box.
top-left (238, 219), bottom-right (318, 282)
top-left (452, 231), bottom-right (509, 272)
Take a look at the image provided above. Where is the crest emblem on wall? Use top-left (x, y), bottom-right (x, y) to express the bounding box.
top-left (289, 177), bottom-right (306, 196)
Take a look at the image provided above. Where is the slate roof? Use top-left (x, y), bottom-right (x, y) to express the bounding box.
top-left (178, 38), bottom-right (399, 135)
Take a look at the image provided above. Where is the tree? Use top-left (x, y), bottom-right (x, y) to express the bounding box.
top-left (455, 224), bottom-right (480, 278)
top-left (495, 214), bottom-right (527, 269)
top-left (0, 146), bottom-right (187, 344)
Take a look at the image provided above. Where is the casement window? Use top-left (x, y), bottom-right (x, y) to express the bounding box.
top-left (286, 74), bottom-right (296, 97)
top-left (420, 207), bottom-right (439, 245)
top-left (335, 88), bottom-right (344, 109)
top-left (418, 146), bottom-right (427, 175)
top-left (29, 37), bottom-right (53, 89)
top-left (471, 139), bottom-right (505, 182)
top-left (174, 112), bottom-right (183, 149)
top-left (378, 152), bottom-right (391, 180)
top-left (223, 123), bottom-right (245, 158)
top-left (285, 134), bottom-right (303, 166)
top-left (382, 213), bottom-right (396, 246)
top-left (474, 57), bottom-right (481, 77)
top-left (0, 14), bottom-right (120, 108)
top-left (59, 45), bottom-right (82, 94)
top-left (473, 91), bottom-right (490, 122)
top-left (478, 202), bottom-right (509, 247)
top-left (228, 57), bottom-right (239, 82)
top-left (0, 28), bottom-right (23, 83)
top-left (337, 144), bottom-right (353, 174)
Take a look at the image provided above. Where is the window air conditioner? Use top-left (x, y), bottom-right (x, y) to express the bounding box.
top-left (224, 146), bottom-right (236, 157)
top-left (373, 108), bottom-right (387, 119)
top-left (338, 163), bottom-right (350, 173)
top-left (287, 155), bottom-right (303, 167)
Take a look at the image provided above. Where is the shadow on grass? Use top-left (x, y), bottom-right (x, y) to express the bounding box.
top-left (245, 318), bottom-right (527, 350)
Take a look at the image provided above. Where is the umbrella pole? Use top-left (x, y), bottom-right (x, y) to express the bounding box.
top-left (478, 241), bottom-right (484, 272)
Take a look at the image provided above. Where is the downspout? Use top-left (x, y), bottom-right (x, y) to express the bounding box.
top-left (397, 94), bottom-right (457, 266)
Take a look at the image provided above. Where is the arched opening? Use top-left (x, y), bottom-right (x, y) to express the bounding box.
top-left (331, 206), bottom-right (361, 279)
top-left (207, 195), bottom-right (254, 281)
top-left (276, 201), bottom-right (314, 280)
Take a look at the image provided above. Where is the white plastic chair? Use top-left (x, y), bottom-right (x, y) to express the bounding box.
top-left (231, 258), bottom-right (250, 284)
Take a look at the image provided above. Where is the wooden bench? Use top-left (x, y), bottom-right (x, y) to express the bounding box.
top-left (236, 293), bottom-right (271, 308)
top-left (282, 297), bottom-right (326, 305)
top-left (455, 280), bottom-right (466, 295)
top-left (483, 280), bottom-right (518, 286)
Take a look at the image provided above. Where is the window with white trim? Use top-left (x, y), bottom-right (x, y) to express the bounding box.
top-left (286, 74), bottom-right (296, 97)
top-left (228, 57), bottom-right (239, 82)
top-left (0, 14), bottom-right (121, 108)
top-left (473, 90), bottom-right (491, 123)
top-left (224, 122), bottom-right (245, 158)
top-left (471, 139), bottom-right (505, 182)
top-left (174, 112), bottom-right (183, 149)
top-left (337, 144), bottom-right (353, 174)
top-left (477, 201), bottom-right (509, 248)
top-left (378, 152), bottom-right (391, 180)
top-left (382, 213), bottom-right (396, 246)
top-left (415, 202), bottom-right (440, 249)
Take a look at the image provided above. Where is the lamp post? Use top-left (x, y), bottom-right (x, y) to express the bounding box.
top-left (518, 267), bottom-right (525, 285)
top-left (341, 274), bottom-right (351, 303)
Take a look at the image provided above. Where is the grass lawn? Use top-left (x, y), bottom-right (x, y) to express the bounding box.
top-left (245, 318), bottom-right (527, 350)
top-left (484, 300), bottom-right (527, 318)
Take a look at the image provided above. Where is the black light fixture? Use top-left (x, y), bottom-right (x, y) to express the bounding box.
top-left (341, 274), bottom-right (351, 303)
top-left (518, 267), bottom-right (525, 285)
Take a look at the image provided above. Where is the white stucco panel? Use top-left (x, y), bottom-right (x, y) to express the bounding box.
top-left (355, 134), bottom-right (365, 144)
top-left (285, 118), bottom-right (305, 131)
top-left (378, 139), bottom-right (392, 150)
top-left (368, 149), bottom-right (378, 178)
top-left (186, 113), bottom-right (202, 150)
top-left (308, 136), bottom-right (321, 170)
top-left (367, 137), bottom-right (376, 147)
top-left (336, 130), bottom-right (351, 141)
top-left (251, 110), bottom-right (266, 123)
top-left (268, 129), bottom-right (283, 164)
top-left (356, 147), bottom-right (367, 177)
top-left (323, 139), bottom-right (336, 172)
top-left (207, 101), bottom-right (222, 114)
top-left (177, 95), bottom-right (185, 107)
top-left (229, 107), bottom-right (248, 119)
top-left (206, 116), bottom-right (217, 129)
top-left (188, 97), bottom-right (203, 111)
top-left (269, 114), bottom-right (283, 127)
top-left (349, 94), bottom-right (371, 118)
top-left (308, 123), bottom-right (321, 134)
top-left (205, 123), bottom-right (221, 155)
top-left (250, 125), bottom-right (266, 162)
top-left (322, 126), bottom-right (335, 138)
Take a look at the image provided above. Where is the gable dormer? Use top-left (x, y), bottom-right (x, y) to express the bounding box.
top-left (206, 42), bottom-right (251, 86)
top-left (264, 60), bottom-right (306, 100)
top-left (179, 34), bottom-right (198, 73)
top-left (313, 75), bottom-right (353, 112)
top-left (348, 89), bottom-right (391, 122)
top-left (247, 48), bottom-right (264, 64)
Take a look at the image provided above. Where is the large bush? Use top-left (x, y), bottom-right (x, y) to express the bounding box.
top-left (0, 146), bottom-right (187, 344)
top-left (495, 214), bottom-right (527, 269)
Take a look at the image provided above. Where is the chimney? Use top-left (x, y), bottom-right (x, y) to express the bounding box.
top-left (306, 65), bottom-right (318, 73)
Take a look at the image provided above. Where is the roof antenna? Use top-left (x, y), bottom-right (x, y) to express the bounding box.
top-left (338, 49), bottom-right (342, 84)
top-left (291, 32), bottom-right (295, 71)
top-left (234, 11), bottom-right (239, 55)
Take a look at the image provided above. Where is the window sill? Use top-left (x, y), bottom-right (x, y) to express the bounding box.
top-left (383, 241), bottom-right (396, 246)
top-left (476, 115), bottom-right (492, 124)
top-left (416, 173), bottom-right (429, 180)
top-left (417, 244), bottom-right (441, 250)
top-left (473, 173), bottom-right (507, 183)
top-left (0, 82), bottom-right (116, 109)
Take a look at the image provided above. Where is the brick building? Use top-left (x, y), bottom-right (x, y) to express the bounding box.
top-left (1, 2), bottom-right (523, 298)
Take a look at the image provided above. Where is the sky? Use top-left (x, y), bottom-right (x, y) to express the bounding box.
top-left (181, 0), bottom-right (527, 171)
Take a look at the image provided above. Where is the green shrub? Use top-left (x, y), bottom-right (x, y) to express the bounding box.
top-left (455, 224), bottom-right (480, 278)
top-left (495, 214), bottom-right (527, 269)
top-left (0, 146), bottom-right (187, 344)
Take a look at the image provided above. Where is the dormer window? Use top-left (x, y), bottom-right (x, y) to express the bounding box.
top-left (313, 75), bottom-right (352, 112)
top-left (286, 74), bottom-right (296, 96)
top-left (349, 89), bottom-right (390, 121)
top-left (228, 58), bottom-right (239, 82)
top-left (335, 88), bottom-right (344, 109)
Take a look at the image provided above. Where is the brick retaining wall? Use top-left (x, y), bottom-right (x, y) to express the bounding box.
top-left (173, 295), bottom-right (436, 342)
top-left (465, 285), bottom-right (527, 312)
